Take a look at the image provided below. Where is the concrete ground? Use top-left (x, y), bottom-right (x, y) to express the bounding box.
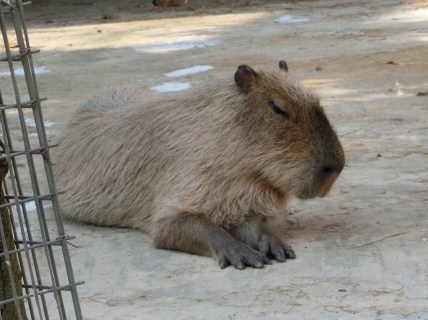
top-left (3, 0), bottom-right (427, 319)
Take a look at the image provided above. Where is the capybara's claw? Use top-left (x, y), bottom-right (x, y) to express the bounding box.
top-left (260, 231), bottom-right (295, 263)
top-left (217, 241), bottom-right (266, 269)
top-left (284, 245), bottom-right (296, 259)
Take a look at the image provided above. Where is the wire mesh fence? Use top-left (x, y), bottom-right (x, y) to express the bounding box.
top-left (0, 1), bottom-right (83, 319)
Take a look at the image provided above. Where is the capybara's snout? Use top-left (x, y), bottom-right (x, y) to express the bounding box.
top-left (315, 154), bottom-right (345, 198)
top-left (318, 133), bottom-right (345, 181)
top-left (293, 109), bottom-right (345, 200)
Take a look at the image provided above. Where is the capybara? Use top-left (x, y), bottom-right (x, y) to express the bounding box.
top-left (54, 60), bottom-right (345, 269)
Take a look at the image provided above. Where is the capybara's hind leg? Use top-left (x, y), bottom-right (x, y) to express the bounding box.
top-left (229, 219), bottom-right (296, 262)
top-left (152, 213), bottom-right (271, 269)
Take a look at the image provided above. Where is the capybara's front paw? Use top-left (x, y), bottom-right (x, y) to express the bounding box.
top-left (259, 232), bottom-right (296, 262)
top-left (216, 241), bottom-right (271, 270)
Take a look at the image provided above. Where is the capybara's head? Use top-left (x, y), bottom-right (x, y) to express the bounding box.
top-left (234, 60), bottom-right (345, 199)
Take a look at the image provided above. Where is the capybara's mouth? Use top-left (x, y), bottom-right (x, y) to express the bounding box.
top-left (295, 172), bottom-right (341, 199)
top-left (295, 191), bottom-right (318, 200)
top-left (295, 190), bottom-right (328, 200)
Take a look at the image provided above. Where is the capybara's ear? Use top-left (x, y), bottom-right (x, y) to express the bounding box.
top-left (234, 64), bottom-right (258, 94)
top-left (279, 60), bottom-right (288, 72)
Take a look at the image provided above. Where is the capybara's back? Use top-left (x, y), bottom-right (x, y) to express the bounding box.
top-left (54, 61), bottom-right (344, 269)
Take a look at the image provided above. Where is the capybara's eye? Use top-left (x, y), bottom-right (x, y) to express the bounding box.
top-left (269, 100), bottom-right (290, 120)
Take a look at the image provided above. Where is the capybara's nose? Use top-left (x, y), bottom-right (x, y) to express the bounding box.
top-left (319, 162), bottom-right (343, 179)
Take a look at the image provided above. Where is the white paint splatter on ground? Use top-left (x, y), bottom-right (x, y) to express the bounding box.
top-left (0, 66), bottom-right (50, 76)
top-left (13, 201), bottom-right (52, 237)
top-left (29, 130), bottom-right (55, 138)
top-left (14, 225), bottom-right (28, 237)
top-left (23, 201), bottom-right (53, 213)
top-left (395, 81), bottom-right (404, 96)
top-left (25, 118), bottom-right (56, 128)
top-left (274, 15), bottom-right (309, 23)
top-left (165, 65), bottom-right (213, 78)
top-left (134, 39), bottom-right (217, 53)
top-left (150, 82), bottom-right (191, 93)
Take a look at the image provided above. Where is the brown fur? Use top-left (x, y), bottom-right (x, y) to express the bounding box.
top-left (54, 61), bottom-right (345, 269)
